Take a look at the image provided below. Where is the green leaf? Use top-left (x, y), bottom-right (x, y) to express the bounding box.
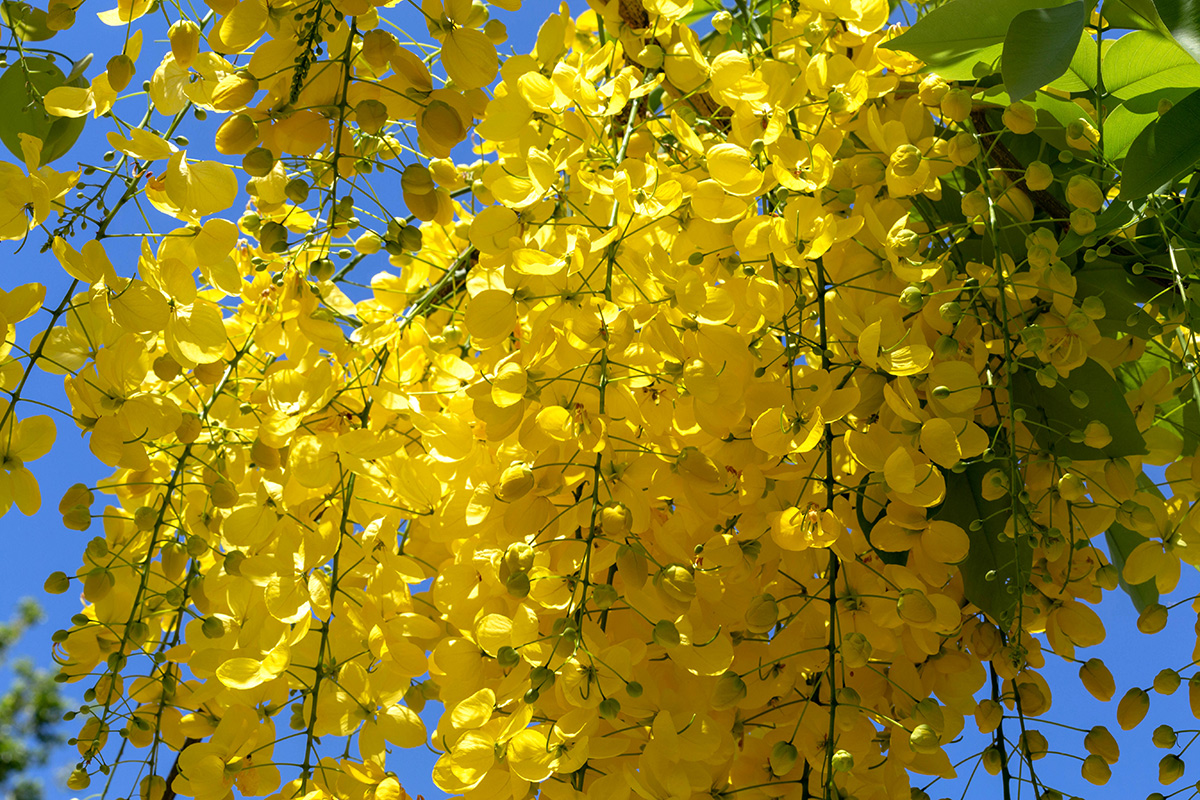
top-left (925, 43), bottom-right (1004, 80)
top-left (1142, 0), bottom-right (1200, 65)
top-left (1103, 104), bottom-right (1158, 161)
top-left (0, 57), bottom-right (86, 164)
top-left (1002, 3), bottom-right (1087, 99)
top-left (0, 1), bottom-right (54, 41)
top-left (935, 463), bottom-right (1032, 626)
top-left (1050, 30), bottom-right (1100, 91)
top-left (1073, 261), bottom-right (1160, 339)
top-left (1104, 523), bottom-right (1159, 612)
top-left (1104, 0), bottom-right (1172, 35)
top-left (1012, 358), bottom-right (1148, 460)
top-left (882, 0), bottom-right (1069, 66)
top-left (1103, 31), bottom-right (1200, 100)
top-left (1120, 86), bottom-right (1200, 198)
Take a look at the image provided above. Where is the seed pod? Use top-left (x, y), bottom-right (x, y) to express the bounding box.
top-left (1117, 687), bottom-right (1150, 730)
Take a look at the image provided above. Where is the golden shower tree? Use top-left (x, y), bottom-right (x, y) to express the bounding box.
top-left (0, 0), bottom-right (1198, 796)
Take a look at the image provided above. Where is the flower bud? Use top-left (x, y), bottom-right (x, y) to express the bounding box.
top-left (1002, 102), bottom-right (1036, 134)
top-left (890, 144), bottom-right (923, 177)
top-left (1084, 725), bottom-right (1119, 764)
top-left (975, 698), bottom-right (1002, 733)
top-left (897, 588), bottom-right (936, 625)
top-left (842, 631), bottom-right (872, 667)
top-left (497, 463), bottom-right (535, 501)
top-left (106, 54), bottom-right (134, 92)
top-left (982, 745), bottom-right (1003, 775)
top-left (1066, 175), bottom-right (1104, 212)
top-left (214, 113), bottom-right (260, 155)
top-left (745, 593), bottom-right (779, 634)
top-left (909, 724), bottom-right (940, 754)
top-left (1025, 161), bottom-right (1054, 191)
top-left (1117, 687), bottom-right (1150, 730)
top-left (1081, 753), bottom-right (1111, 785)
top-left (169, 20), bottom-right (200, 68)
top-left (1079, 657), bottom-right (1115, 701)
top-left (1020, 729), bottom-right (1048, 760)
top-left (948, 132), bottom-right (980, 166)
top-left (655, 564), bottom-right (697, 606)
top-left (1138, 603), bottom-right (1169, 634)
top-left (918, 74), bottom-right (949, 106)
top-left (770, 741), bottom-right (799, 776)
top-left (712, 670), bottom-right (747, 709)
top-left (1154, 668), bottom-right (1181, 695)
top-left (1070, 208), bottom-right (1096, 235)
top-left (1153, 724), bottom-right (1178, 749)
top-left (44, 571), bottom-right (70, 594)
top-left (1159, 754), bottom-right (1185, 785)
top-left (211, 72), bottom-right (259, 111)
top-left (600, 502), bottom-right (632, 535)
top-left (653, 619), bottom-right (681, 648)
top-left (356, 98), bottom-right (389, 135)
top-left (940, 89), bottom-right (973, 122)
top-left (616, 544), bottom-right (647, 588)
